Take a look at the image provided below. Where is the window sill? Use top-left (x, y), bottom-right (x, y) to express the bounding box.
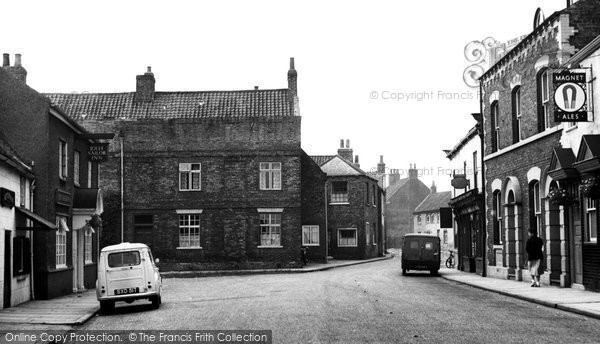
top-left (302, 244), bottom-right (320, 247)
top-left (259, 189), bottom-right (282, 191)
top-left (177, 246), bottom-right (203, 250)
top-left (179, 189), bottom-right (202, 192)
top-left (493, 245), bottom-right (503, 249)
top-left (85, 261), bottom-right (95, 265)
top-left (257, 245), bottom-right (283, 249)
top-left (330, 202), bottom-right (350, 205)
top-left (338, 245), bottom-right (358, 248)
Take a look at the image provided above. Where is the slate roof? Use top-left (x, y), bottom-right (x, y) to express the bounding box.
top-left (414, 191), bottom-right (452, 213)
top-left (310, 155), bottom-right (376, 181)
top-left (310, 155), bottom-right (336, 167)
top-left (385, 178), bottom-right (409, 202)
top-left (45, 89), bottom-right (293, 120)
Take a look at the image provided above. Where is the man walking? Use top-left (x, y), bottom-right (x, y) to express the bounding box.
top-left (526, 229), bottom-right (544, 287)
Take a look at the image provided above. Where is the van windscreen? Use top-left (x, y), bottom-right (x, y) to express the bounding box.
top-left (108, 251), bottom-right (141, 267)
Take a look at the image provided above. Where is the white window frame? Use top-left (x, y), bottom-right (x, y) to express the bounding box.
top-left (514, 87), bottom-right (522, 142)
top-left (259, 213), bottom-right (282, 247)
top-left (302, 225), bottom-right (319, 246)
top-left (417, 215), bottom-right (422, 225)
top-left (56, 216), bottom-right (68, 268)
top-left (59, 140), bottom-right (68, 180)
top-left (259, 162), bottom-right (282, 190)
top-left (366, 222), bottom-right (371, 245)
top-left (331, 181), bottom-right (349, 203)
top-left (87, 161), bottom-right (92, 188)
top-left (179, 163), bottom-right (201, 191)
top-left (494, 191), bottom-right (503, 245)
top-left (492, 102), bottom-right (500, 151)
top-left (443, 230), bottom-right (448, 244)
top-left (541, 70), bottom-right (551, 130)
top-left (178, 213), bottom-right (201, 248)
top-left (533, 182), bottom-right (543, 235)
top-left (84, 230), bottom-right (93, 264)
top-left (338, 228), bottom-right (357, 247)
top-left (585, 197), bottom-right (598, 243)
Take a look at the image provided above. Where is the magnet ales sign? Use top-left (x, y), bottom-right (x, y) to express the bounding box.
top-left (88, 143), bottom-right (109, 162)
top-left (553, 70), bottom-right (589, 122)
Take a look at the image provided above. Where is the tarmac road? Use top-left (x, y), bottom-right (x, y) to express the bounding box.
top-left (80, 258), bottom-right (600, 343)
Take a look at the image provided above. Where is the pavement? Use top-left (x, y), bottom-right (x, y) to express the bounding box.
top-left (0, 256), bottom-right (599, 330)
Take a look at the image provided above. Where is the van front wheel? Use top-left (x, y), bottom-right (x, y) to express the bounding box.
top-left (402, 269), bottom-right (406, 276)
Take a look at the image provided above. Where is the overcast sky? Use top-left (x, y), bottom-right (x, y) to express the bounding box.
top-left (2, 0), bottom-right (567, 190)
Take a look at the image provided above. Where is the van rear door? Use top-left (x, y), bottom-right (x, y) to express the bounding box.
top-left (105, 250), bottom-right (146, 297)
top-left (420, 238), bottom-right (438, 262)
top-left (404, 238), bottom-right (422, 261)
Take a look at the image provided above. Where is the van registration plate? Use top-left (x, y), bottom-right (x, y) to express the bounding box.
top-left (115, 287), bottom-right (139, 295)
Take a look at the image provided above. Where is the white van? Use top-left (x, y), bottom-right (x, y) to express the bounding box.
top-left (96, 242), bottom-right (162, 313)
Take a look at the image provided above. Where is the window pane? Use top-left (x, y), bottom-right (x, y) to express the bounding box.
top-left (180, 172), bottom-right (189, 190)
top-left (272, 170), bottom-right (281, 189)
top-left (192, 172), bottom-right (200, 190)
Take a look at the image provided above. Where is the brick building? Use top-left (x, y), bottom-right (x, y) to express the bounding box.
top-left (384, 165), bottom-right (430, 248)
top-left (311, 140), bottom-right (385, 260)
top-left (481, 0), bottom-right (600, 289)
top-left (0, 56), bottom-right (102, 300)
top-left (47, 59), bottom-right (328, 270)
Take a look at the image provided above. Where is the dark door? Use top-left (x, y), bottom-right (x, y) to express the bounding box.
top-left (4, 231), bottom-right (11, 308)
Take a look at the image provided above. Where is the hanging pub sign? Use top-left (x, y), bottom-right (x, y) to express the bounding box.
top-left (553, 69), bottom-right (589, 122)
top-left (88, 143), bottom-right (109, 162)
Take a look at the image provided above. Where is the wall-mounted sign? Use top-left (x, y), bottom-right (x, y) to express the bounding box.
top-left (0, 188), bottom-right (15, 208)
top-left (55, 189), bottom-right (72, 207)
top-left (553, 70), bottom-right (589, 122)
top-left (451, 174), bottom-right (469, 189)
top-left (88, 143), bottom-right (109, 162)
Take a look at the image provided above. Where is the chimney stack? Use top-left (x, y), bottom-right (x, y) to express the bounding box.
top-left (337, 138), bottom-right (354, 162)
top-left (135, 66), bottom-right (155, 103)
top-left (288, 57), bottom-right (300, 116)
top-left (389, 168), bottom-right (401, 186)
top-left (2, 53), bottom-right (27, 84)
top-left (430, 181), bottom-right (437, 194)
top-left (377, 155), bottom-right (386, 174)
top-left (409, 163), bottom-right (418, 180)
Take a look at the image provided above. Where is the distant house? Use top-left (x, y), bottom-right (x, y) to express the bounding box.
top-left (385, 165), bottom-right (430, 248)
top-left (0, 57), bottom-right (103, 300)
top-left (412, 185), bottom-right (452, 260)
top-left (311, 140), bottom-right (385, 260)
top-left (47, 59), bottom-right (328, 270)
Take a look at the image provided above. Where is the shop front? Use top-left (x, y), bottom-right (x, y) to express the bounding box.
top-left (449, 189), bottom-right (484, 274)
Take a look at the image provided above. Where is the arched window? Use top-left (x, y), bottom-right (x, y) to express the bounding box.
top-left (529, 181), bottom-right (542, 235)
top-left (512, 86), bottom-right (522, 143)
top-left (537, 69), bottom-right (550, 131)
top-left (426, 214), bottom-right (431, 223)
top-left (491, 101), bottom-right (500, 152)
top-left (493, 190), bottom-right (502, 245)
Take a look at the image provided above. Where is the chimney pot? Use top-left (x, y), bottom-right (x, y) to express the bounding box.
top-left (346, 139), bottom-right (350, 148)
top-left (340, 139), bottom-right (344, 148)
top-left (3, 54), bottom-right (9, 67)
top-left (254, 86), bottom-right (259, 90)
top-left (355, 156), bottom-right (359, 163)
top-left (380, 155), bottom-right (383, 163)
top-left (290, 57), bottom-right (295, 70)
top-left (146, 66), bottom-right (152, 74)
top-left (14, 54), bottom-right (22, 67)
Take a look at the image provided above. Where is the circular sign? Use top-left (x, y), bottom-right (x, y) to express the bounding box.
top-left (554, 82), bottom-right (586, 113)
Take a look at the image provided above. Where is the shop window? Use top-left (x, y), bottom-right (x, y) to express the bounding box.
top-left (84, 230), bottom-right (93, 264)
top-left (529, 181), bottom-right (543, 238)
top-left (584, 197), bottom-right (598, 243)
top-left (74, 150), bottom-right (80, 186)
top-left (56, 216), bottom-right (68, 268)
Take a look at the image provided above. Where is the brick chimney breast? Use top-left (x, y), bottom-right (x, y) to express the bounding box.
top-left (337, 138), bottom-right (353, 162)
top-left (135, 66), bottom-right (155, 103)
top-left (2, 53), bottom-right (27, 84)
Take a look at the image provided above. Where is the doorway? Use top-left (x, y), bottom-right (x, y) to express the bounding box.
top-left (4, 231), bottom-right (11, 308)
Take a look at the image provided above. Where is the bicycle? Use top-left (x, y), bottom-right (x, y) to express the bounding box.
top-left (445, 250), bottom-right (455, 269)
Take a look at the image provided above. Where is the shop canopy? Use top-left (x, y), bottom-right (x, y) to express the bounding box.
top-left (15, 207), bottom-right (58, 231)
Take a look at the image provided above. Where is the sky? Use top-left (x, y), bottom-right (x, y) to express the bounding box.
top-left (1, 0), bottom-right (568, 191)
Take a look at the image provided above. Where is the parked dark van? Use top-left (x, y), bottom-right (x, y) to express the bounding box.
top-left (401, 233), bottom-right (440, 275)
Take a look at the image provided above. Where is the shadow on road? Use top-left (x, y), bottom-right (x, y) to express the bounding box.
top-left (101, 301), bottom-right (159, 316)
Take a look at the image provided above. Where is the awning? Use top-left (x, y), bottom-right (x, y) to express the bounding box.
top-left (548, 147), bottom-right (578, 180)
top-left (15, 207), bottom-right (58, 231)
top-left (73, 188), bottom-right (103, 214)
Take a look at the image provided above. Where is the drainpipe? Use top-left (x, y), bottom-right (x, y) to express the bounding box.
top-left (120, 136), bottom-right (124, 243)
top-left (478, 79), bottom-right (487, 277)
top-left (324, 182), bottom-right (328, 263)
top-left (29, 179), bottom-right (35, 300)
